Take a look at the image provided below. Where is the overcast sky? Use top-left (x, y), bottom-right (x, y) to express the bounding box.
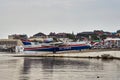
top-left (0, 0), bottom-right (120, 38)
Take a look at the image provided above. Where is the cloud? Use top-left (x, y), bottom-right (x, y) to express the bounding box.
top-left (0, 0), bottom-right (120, 38)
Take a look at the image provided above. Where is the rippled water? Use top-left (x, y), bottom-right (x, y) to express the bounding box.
top-left (0, 53), bottom-right (120, 80)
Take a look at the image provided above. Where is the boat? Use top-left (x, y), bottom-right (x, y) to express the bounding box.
top-left (22, 39), bottom-right (91, 53)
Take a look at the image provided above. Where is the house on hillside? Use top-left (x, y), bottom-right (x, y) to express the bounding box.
top-left (48, 32), bottom-right (57, 38)
top-left (56, 33), bottom-right (67, 38)
top-left (76, 31), bottom-right (95, 40)
top-left (8, 34), bottom-right (28, 39)
top-left (32, 32), bottom-right (47, 38)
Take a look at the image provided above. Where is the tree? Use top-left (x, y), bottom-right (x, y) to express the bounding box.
top-left (66, 33), bottom-right (76, 41)
top-left (117, 30), bottom-right (120, 33)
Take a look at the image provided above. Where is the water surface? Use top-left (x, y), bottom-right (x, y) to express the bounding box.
top-left (0, 52), bottom-right (120, 80)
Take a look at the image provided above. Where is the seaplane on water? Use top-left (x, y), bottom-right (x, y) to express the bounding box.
top-left (21, 39), bottom-right (91, 53)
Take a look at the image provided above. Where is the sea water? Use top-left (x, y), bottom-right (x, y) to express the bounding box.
top-left (0, 52), bottom-right (120, 80)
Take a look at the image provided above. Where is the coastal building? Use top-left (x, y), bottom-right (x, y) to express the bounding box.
top-left (104, 38), bottom-right (120, 48)
top-left (116, 33), bottom-right (120, 37)
top-left (94, 30), bottom-right (104, 35)
top-left (48, 32), bottom-right (57, 38)
top-left (0, 39), bottom-right (24, 52)
top-left (28, 32), bottom-right (48, 42)
top-left (93, 38), bottom-right (120, 49)
top-left (56, 33), bottom-right (67, 38)
top-left (76, 31), bottom-right (95, 40)
top-left (32, 32), bottom-right (47, 38)
top-left (116, 30), bottom-right (120, 37)
top-left (8, 34), bottom-right (28, 39)
top-left (94, 30), bottom-right (112, 36)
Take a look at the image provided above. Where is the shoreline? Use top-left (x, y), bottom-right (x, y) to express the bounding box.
top-left (6, 49), bottom-right (119, 60)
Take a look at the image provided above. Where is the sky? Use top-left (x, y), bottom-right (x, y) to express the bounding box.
top-left (0, 0), bottom-right (120, 38)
